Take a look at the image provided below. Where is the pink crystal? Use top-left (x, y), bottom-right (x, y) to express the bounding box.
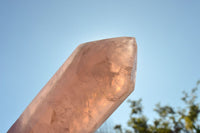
top-left (8, 37), bottom-right (137, 133)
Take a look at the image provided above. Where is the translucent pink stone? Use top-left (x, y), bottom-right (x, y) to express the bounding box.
top-left (8, 37), bottom-right (137, 133)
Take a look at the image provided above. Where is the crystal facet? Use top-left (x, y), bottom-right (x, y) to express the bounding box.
top-left (8, 37), bottom-right (137, 133)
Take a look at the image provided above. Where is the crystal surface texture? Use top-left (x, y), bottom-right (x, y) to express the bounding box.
top-left (8, 37), bottom-right (137, 133)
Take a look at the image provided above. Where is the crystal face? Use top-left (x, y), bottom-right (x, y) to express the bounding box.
top-left (8, 37), bottom-right (137, 133)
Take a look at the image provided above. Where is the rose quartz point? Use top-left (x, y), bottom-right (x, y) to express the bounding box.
top-left (8, 37), bottom-right (137, 133)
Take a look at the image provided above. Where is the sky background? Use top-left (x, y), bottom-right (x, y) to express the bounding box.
top-left (1, 0), bottom-right (200, 132)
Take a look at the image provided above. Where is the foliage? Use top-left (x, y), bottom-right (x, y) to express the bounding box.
top-left (114, 80), bottom-right (200, 133)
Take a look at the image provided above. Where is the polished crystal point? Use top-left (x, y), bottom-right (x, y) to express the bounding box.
top-left (8, 37), bottom-right (137, 133)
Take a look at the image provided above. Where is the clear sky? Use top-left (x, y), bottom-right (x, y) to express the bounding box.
top-left (0, 0), bottom-right (200, 132)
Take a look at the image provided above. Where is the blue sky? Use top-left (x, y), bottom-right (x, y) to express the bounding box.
top-left (1, 0), bottom-right (200, 132)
